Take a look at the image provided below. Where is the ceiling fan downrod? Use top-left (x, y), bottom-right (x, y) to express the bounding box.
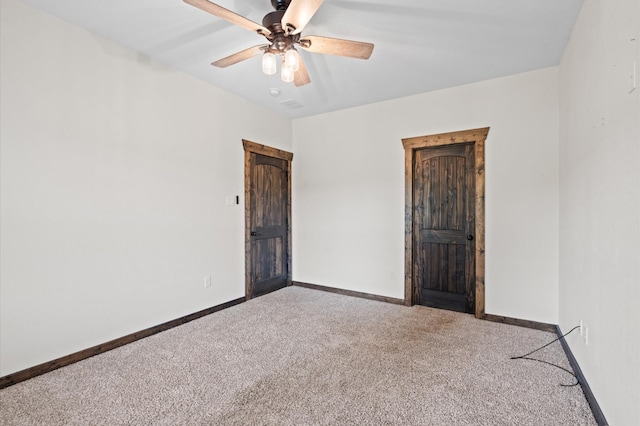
top-left (270, 0), bottom-right (291, 11)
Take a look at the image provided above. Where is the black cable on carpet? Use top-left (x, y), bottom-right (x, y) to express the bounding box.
top-left (511, 325), bottom-right (581, 387)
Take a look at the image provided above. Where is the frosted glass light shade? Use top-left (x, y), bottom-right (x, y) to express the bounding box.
top-left (284, 49), bottom-right (299, 72)
top-left (281, 64), bottom-right (294, 83)
top-left (262, 52), bottom-right (276, 75)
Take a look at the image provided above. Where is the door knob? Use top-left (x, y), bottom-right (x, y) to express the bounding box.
top-left (250, 231), bottom-right (257, 236)
top-left (466, 234), bottom-right (474, 241)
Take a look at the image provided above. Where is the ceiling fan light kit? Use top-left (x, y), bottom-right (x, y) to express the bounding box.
top-left (262, 52), bottom-right (277, 75)
top-left (281, 63), bottom-right (295, 82)
top-left (284, 49), bottom-right (299, 71)
top-left (184, 0), bottom-right (374, 87)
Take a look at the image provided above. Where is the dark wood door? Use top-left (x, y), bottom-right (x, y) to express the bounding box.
top-left (413, 143), bottom-right (475, 313)
top-left (249, 152), bottom-right (290, 297)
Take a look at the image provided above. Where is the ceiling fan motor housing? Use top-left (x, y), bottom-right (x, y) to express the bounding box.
top-left (262, 10), bottom-right (299, 53)
top-left (262, 10), bottom-right (286, 32)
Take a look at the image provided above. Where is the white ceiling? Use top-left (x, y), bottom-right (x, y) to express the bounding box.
top-left (22, 0), bottom-right (584, 118)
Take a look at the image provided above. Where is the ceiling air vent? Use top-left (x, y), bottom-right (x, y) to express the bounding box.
top-left (279, 99), bottom-right (303, 109)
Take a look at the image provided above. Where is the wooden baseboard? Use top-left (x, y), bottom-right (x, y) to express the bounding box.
top-left (556, 325), bottom-right (608, 425)
top-left (0, 297), bottom-right (245, 389)
top-left (292, 281), bottom-right (405, 305)
top-left (482, 313), bottom-right (557, 333)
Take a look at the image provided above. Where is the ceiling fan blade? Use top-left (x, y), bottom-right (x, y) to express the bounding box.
top-left (211, 45), bottom-right (267, 68)
top-left (299, 35), bottom-right (374, 59)
top-left (281, 0), bottom-right (324, 35)
top-left (294, 55), bottom-right (311, 87)
top-left (184, 0), bottom-right (270, 35)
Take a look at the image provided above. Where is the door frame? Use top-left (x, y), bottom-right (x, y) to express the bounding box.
top-left (242, 140), bottom-right (293, 300)
top-left (401, 128), bottom-right (489, 318)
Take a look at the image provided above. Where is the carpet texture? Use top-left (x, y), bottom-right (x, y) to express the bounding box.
top-left (0, 286), bottom-right (595, 425)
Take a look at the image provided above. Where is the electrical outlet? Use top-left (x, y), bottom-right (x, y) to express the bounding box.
top-left (204, 276), bottom-right (212, 288)
top-left (584, 327), bottom-right (589, 346)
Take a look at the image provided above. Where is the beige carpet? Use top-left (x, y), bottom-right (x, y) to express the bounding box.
top-left (0, 286), bottom-right (595, 425)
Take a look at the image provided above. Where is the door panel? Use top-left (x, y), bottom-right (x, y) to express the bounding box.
top-left (421, 243), bottom-right (465, 293)
top-left (253, 157), bottom-right (286, 227)
top-left (413, 144), bottom-right (475, 313)
top-left (421, 154), bottom-right (466, 231)
top-left (249, 153), bottom-right (290, 298)
top-left (253, 237), bottom-right (284, 281)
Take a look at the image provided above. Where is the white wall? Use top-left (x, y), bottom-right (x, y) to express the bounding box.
top-left (558, 0), bottom-right (640, 424)
top-left (292, 67), bottom-right (560, 324)
top-left (0, 0), bottom-right (292, 376)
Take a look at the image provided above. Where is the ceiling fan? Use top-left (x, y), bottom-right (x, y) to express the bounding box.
top-left (183, 0), bottom-right (374, 87)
